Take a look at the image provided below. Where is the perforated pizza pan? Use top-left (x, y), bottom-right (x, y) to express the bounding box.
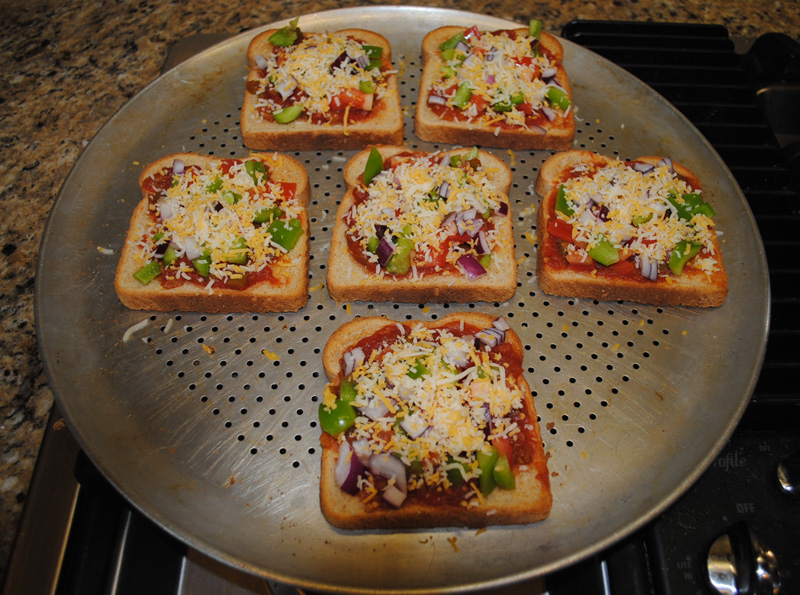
top-left (36, 7), bottom-right (769, 593)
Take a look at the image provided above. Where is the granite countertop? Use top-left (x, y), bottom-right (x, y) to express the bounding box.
top-left (1, 0), bottom-right (799, 583)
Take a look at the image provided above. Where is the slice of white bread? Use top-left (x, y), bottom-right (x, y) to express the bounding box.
top-left (241, 27), bottom-right (403, 151)
top-left (115, 152), bottom-right (311, 313)
top-left (535, 150), bottom-right (728, 307)
top-left (319, 313), bottom-right (552, 529)
top-left (326, 145), bottom-right (517, 303)
top-left (415, 25), bottom-right (575, 150)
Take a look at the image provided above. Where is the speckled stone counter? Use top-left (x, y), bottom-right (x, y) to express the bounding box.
top-left (1, 0), bottom-right (798, 582)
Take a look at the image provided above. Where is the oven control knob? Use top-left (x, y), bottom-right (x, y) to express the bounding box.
top-left (706, 520), bottom-right (781, 595)
top-left (776, 449), bottom-right (799, 499)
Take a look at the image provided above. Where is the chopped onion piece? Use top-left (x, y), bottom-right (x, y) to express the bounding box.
top-left (157, 198), bottom-right (174, 221)
top-left (172, 159), bottom-right (184, 175)
top-left (457, 254), bottom-right (487, 280)
top-left (476, 327), bottom-right (504, 348)
top-left (356, 54), bottom-right (369, 69)
top-left (476, 230), bottom-right (491, 254)
top-left (438, 181), bottom-right (451, 199)
top-left (455, 41), bottom-right (469, 54)
top-left (493, 317), bottom-right (511, 332)
top-left (485, 73), bottom-right (496, 85)
top-left (343, 347), bottom-right (365, 376)
top-left (541, 106), bottom-right (557, 121)
top-left (253, 53), bottom-right (269, 70)
top-left (361, 397), bottom-right (390, 421)
top-left (633, 162), bottom-right (655, 174)
top-left (530, 124), bottom-right (547, 135)
top-left (428, 95), bottom-right (446, 105)
top-left (335, 441), bottom-right (365, 495)
top-left (275, 76), bottom-right (297, 101)
top-left (369, 453), bottom-right (407, 493)
top-left (376, 236), bottom-right (395, 267)
top-left (382, 484), bottom-right (407, 508)
top-left (658, 156), bottom-right (674, 174)
top-left (183, 236), bottom-right (202, 260)
top-left (496, 202), bottom-right (509, 216)
top-left (541, 67), bottom-right (557, 81)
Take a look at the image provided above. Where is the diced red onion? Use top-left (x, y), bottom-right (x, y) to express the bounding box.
top-left (530, 124), bottom-right (547, 135)
top-left (457, 254), bottom-right (487, 280)
top-left (376, 236), bottom-right (395, 267)
top-left (476, 327), bottom-right (504, 348)
top-left (541, 67), bottom-right (557, 82)
top-left (335, 440), bottom-right (365, 495)
top-left (356, 54), bottom-right (369, 69)
top-left (343, 347), bottom-right (365, 376)
top-left (330, 51), bottom-right (351, 72)
top-left (369, 453), bottom-right (407, 493)
top-left (172, 159), bottom-right (184, 175)
top-left (438, 181), bottom-right (451, 199)
top-left (486, 49), bottom-right (496, 62)
top-left (541, 106), bottom-right (557, 122)
top-left (455, 41), bottom-right (469, 54)
top-left (639, 255), bottom-right (658, 281)
top-left (633, 162), bottom-right (655, 174)
top-left (455, 208), bottom-right (478, 234)
top-left (595, 204), bottom-right (610, 222)
top-left (400, 414), bottom-right (429, 440)
top-left (658, 157), bottom-right (674, 174)
top-left (254, 53), bottom-right (269, 70)
top-left (382, 484), bottom-right (407, 508)
top-left (157, 198), bottom-right (174, 221)
top-left (392, 174), bottom-right (403, 188)
top-left (441, 212), bottom-right (458, 235)
top-left (493, 317), bottom-right (511, 332)
top-left (428, 95), bottom-right (447, 105)
top-left (443, 343), bottom-right (471, 368)
top-left (374, 223), bottom-right (388, 239)
top-left (361, 398), bottom-right (390, 421)
top-left (183, 237), bottom-right (202, 260)
top-left (275, 76), bottom-right (297, 101)
top-left (485, 73), bottom-right (496, 85)
top-left (154, 241), bottom-right (170, 257)
top-left (530, 39), bottom-right (539, 53)
top-left (462, 54), bottom-right (478, 69)
top-left (496, 202), bottom-right (509, 216)
top-left (351, 438), bottom-right (372, 465)
top-left (475, 230), bottom-right (491, 254)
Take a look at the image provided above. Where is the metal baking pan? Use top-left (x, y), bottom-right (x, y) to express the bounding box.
top-left (35, 7), bottom-right (769, 593)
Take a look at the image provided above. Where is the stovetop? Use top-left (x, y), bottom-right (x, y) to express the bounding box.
top-left (4, 20), bottom-right (800, 595)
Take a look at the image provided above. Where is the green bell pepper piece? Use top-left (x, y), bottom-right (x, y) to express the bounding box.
top-left (267, 218), bottom-right (303, 251)
top-left (632, 213), bottom-right (653, 226)
top-left (477, 446), bottom-right (499, 496)
top-left (245, 160), bottom-right (268, 185)
top-left (407, 359), bottom-right (430, 379)
top-left (493, 453), bottom-right (515, 490)
top-left (439, 31), bottom-right (467, 52)
top-left (452, 82), bottom-right (472, 109)
top-left (440, 64), bottom-right (456, 78)
top-left (588, 236), bottom-right (620, 266)
top-left (492, 100), bottom-right (513, 112)
top-left (547, 86), bottom-right (571, 110)
top-left (362, 147), bottom-right (384, 185)
top-left (479, 253), bottom-right (491, 270)
top-left (192, 248), bottom-right (212, 277)
top-left (668, 240), bottom-right (702, 275)
top-left (555, 184), bottom-right (573, 216)
top-left (362, 44), bottom-right (383, 69)
top-left (268, 17), bottom-right (300, 47)
top-left (272, 104), bottom-right (303, 124)
top-left (666, 192), bottom-right (716, 221)
top-left (133, 260), bottom-right (162, 285)
top-left (385, 235), bottom-right (414, 275)
top-left (222, 189), bottom-right (242, 205)
top-left (359, 79), bottom-right (375, 94)
top-left (339, 378), bottom-right (358, 403)
top-left (253, 204), bottom-right (284, 224)
top-left (446, 457), bottom-right (470, 486)
top-left (440, 48), bottom-right (456, 61)
top-left (529, 19), bottom-right (543, 40)
top-left (450, 146), bottom-right (479, 167)
top-left (206, 177), bottom-right (223, 193)
top-left (162, 245), bottom-right (178, 267)
top-left (225, 237), bottom-right (249, 265)
top-left (366, 236), bottom-right (380, 253)
top-left (318, 400), bottom-right (356, 437)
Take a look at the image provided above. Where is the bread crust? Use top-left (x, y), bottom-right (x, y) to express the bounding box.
top-left (415, 26), bottom-right (575, 150)
top-left (114, 152), bottom-right (311, 313)
top-left (326, 145), bottom-right (518, 304)
top-left (241, 27), bottom-right (403, 151)
top-left (535, 150), bottom-right (728, 307)
top-left (319, 313), bottom-right (552, 529)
